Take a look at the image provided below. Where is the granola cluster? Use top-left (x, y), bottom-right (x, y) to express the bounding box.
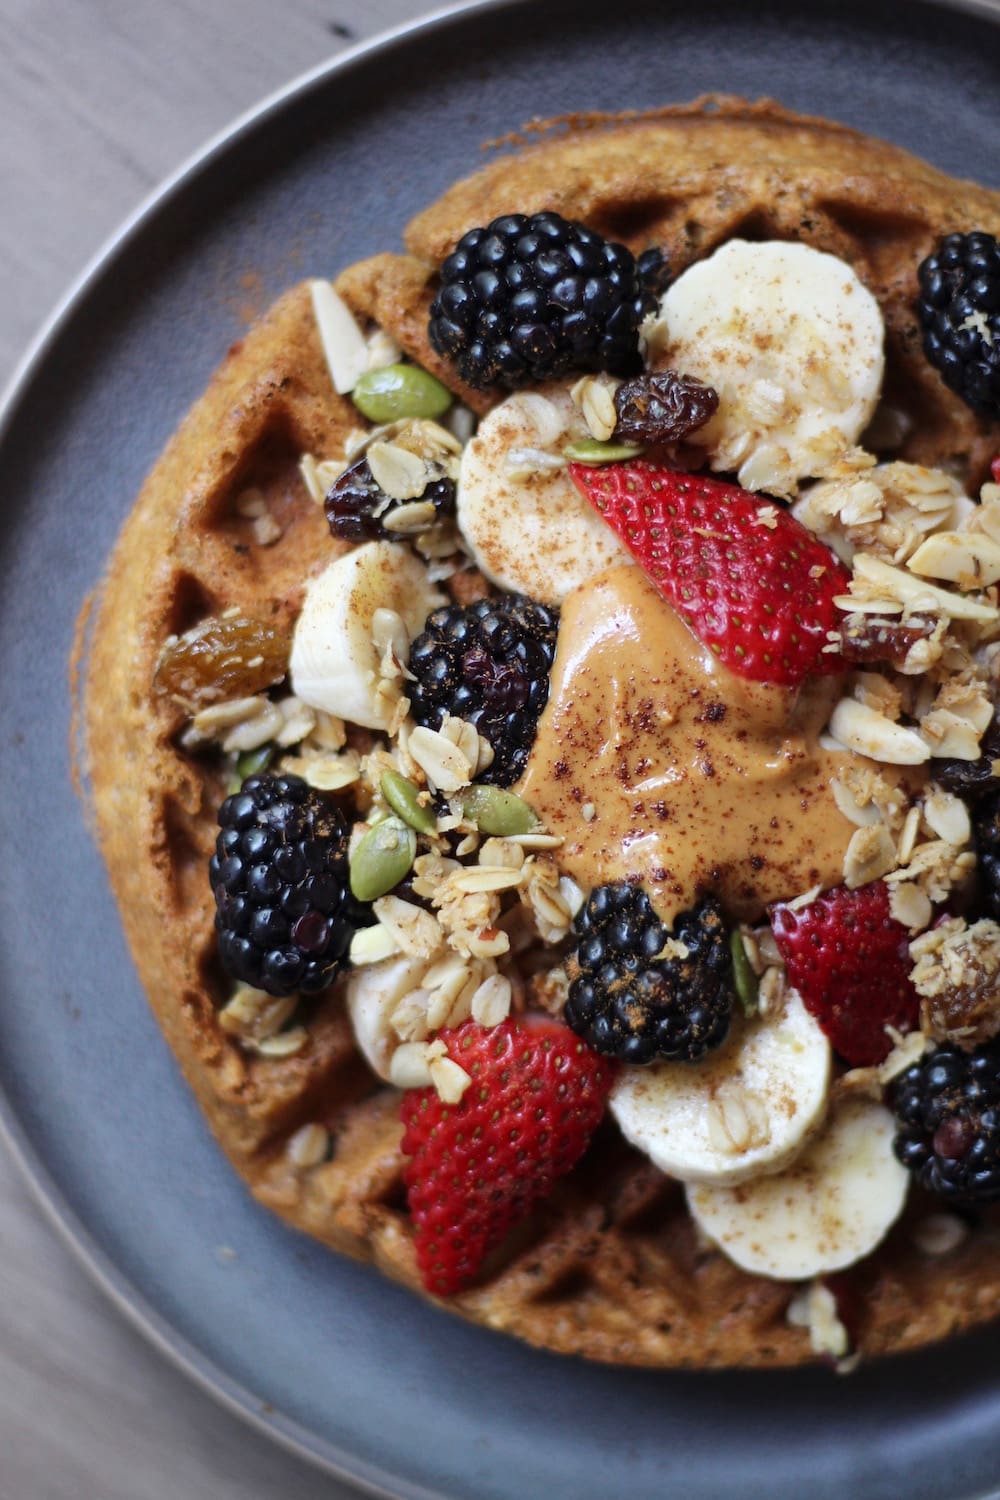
top-left (797, 461), bottom-right (1000, 1016)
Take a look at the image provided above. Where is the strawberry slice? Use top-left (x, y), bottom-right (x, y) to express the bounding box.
top-left (569, 461), bottom-right (849, 686)
top-left (400, 1017), bottom-right (615, 1296)
top-left (770, 882), bottom-right (920, 1066)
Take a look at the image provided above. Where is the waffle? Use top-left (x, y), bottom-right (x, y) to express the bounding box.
top-left (84, 98), bottom-right (1000, 1367)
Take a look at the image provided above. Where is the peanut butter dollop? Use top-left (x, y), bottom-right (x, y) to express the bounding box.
top-left (520, 564), bottom-right (870, 924)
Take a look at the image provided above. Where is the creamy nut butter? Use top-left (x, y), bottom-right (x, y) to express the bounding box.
top-left (520, 564), bottom-right (876, 923)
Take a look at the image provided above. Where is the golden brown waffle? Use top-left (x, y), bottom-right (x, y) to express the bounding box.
top-left (85, 98), bottom-right (1000, 1367)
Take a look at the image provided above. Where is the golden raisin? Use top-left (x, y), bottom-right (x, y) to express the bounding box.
top-left (154, 615), bottom-right (290, 710)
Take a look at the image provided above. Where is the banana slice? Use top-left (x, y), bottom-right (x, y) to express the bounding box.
top-left (686, 1096), bottom-right (909, 1280)
top-left (609, 990), bottom-right (831, 1187)
top-left (648, 239), bottom-right (884, 496)
top-left (457, 384), bottom-right (629, 605)
top-left (345, 954), bottom-right (428, 1081)
top-left (290, 541), bottom-right (444, 729)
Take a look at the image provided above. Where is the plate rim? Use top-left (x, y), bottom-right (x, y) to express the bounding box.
top-left (3, 0), bottom-right (1000, 1495)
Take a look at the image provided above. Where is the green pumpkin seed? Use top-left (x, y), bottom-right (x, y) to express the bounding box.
top-left (349, 816), bottom-right (417, 903)
top-left (460, 785), bottom-right (538, 837)
top-left (380, 769), bottom-right (437, 834)
top-left (729, 928), bottom-right (759, 1018)
top-left (562, 438), bottom-right (646, 466)
top-left (352, 363), bottom-right (452, 423)
top-left (236, 745), bottom-right (275, 780)
top-left (228, 743), bottom-right (276, 792)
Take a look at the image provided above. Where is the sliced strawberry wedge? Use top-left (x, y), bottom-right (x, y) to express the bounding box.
top-left (770, 881), bottom-right (920, 1066)
top-left (569, 460), bottom-right (850, 686)
top-left (400, 1018), bottom-right (615, 1296)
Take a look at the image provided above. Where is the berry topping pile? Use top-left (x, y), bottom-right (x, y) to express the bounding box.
top-left (771, 882), bottom-right (920, 1067)
top-left (917, 231), bottom-right (1000, 419)
top-left (209, 774), bottom-right (366, 996)
top-left (428, 211), bottom-right (666, 388)
top-left (565, 884), bottom-right (734, 1064)
top-left (569, 461), bottom-right (850, 686)
top-left (407, 594), bottom-right (559, 786)
top-left (892, 1042), bottom-right (1000, 1203)
top-left (182, 180), bottom-right (1000, 1323)
top-left (400, 1017), bottom-right (615, 1294)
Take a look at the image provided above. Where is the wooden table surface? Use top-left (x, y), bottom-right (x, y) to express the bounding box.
top-left (0, 3), bottom-right (434, 1495)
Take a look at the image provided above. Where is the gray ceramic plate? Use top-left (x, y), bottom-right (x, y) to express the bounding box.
top-left (3, 0), bottom-right (1000, 1496)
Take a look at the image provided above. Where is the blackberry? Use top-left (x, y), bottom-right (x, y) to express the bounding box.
top-left (892, 1042), bottom-right (1000, 1203)
top-left (325, 457), bottom-right (455, 543)
top-left (564, 883), bottom-right (734, 1064)
top-left (209, 773), bottom-right (366, 997)
top-left (916, 231), bottom-right (1000, 419)
top-left (974, 786), bottom-right (1000, 922)
top-left (429, 211), bottom-right (668, 389)
top-left (407, 594), bottom-right (559, 787)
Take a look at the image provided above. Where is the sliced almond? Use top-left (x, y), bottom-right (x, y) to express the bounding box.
top-left (896, 804), bottom-right (922, 866)
top-left (850, 553), bottom-right (999, 622)
top-left (310, 279), bottom-right (369, 394)
top-left (843, 823), bottom-right (897, 888)
top-left (923, 787), bottom-right (972, 846)
top-left (919, 710), bottom-right (984, 761)
top-left (829, 697), bottom-right (930, 764)
top-left (407, 724), bottom-right (473, 794)
top-left (349, 923), bottom-right (401, 965)
top-left (829, 773), bottom-right (882, 827)
top-left (908, 530), bottom-right (1000, 590)
top-left (889, 882), bottom-right (933, 933)
top-left (450, 866), bottom-right (526, 894)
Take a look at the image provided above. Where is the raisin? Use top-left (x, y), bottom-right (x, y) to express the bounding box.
top-left (154, 615), bottom-right (290, 710)
top-left (325, 457), bottom-right (455, 543)
top-left (613, 370), bottom-right (719, 445)
top-left (837, 613), bottom-right (937, 671)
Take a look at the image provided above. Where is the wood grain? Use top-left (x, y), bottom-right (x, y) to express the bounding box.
top-left (0, 3), bottom-right (431, 1496)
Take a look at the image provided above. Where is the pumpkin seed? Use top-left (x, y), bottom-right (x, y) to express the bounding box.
top-left (729, 928), bottom-right (759, 1018)
top-left (236, 744), bottom-right (275, 780)
top-left (352, 364), bottom-right (453, 423)
top-left (380, 769), bottom-right (437, 834)
top-left (349, 815), bottom-right (417, 902)
top-left (562, 438), bottom-right (645, 465)
top-left (460, 785), bottom-right (538, 837)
